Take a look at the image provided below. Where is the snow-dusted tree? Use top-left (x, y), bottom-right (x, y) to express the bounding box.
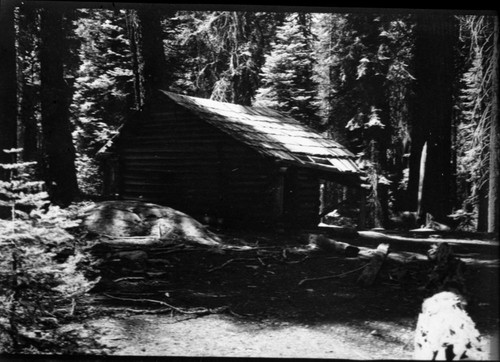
top-left (254, 12), bottom-right (319, 127)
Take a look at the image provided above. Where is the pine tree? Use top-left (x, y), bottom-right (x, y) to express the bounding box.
top-left (254, 12), bottom-right (319, 126)
top-left (171, 11), bottom-right (283, 105)
top-left (315, 13), bottom-right (414, 227)
top-left (456, 15), bottom-right (499, 233)
top-left (15, 6), bottom-right (42, 164)
top-left (0, 148), bottom-right (48, 220)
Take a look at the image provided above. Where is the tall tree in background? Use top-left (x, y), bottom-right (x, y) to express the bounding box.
top-left (134, 8), bottom-right (172, 108)
top-left (316, 13), bottom-right (414, 227)
top-left (171, 11), bottom-right (283, 104)
top-left (488, 17), bottom-right (499, 235)
top-left (254, 12), bottom-right (319, 126)
top-left (407, 13), bottom-right (458, 223)
top-left (0, 2), bottom-right (18, 180)
top-left (16, 6), bottom-right (41, 164)
top-left (313, 13), bottom-right (349, 140)
top-left (457, 15), bottom-right (499, 233)
top-left (39, 8), bottom-right (79, 206)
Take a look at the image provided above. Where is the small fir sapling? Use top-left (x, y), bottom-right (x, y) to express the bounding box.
top-left (0, 148), bottom-right (100, 353)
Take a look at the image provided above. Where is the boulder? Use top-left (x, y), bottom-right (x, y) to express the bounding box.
top-left (81, 200), bottom-right (220, 246)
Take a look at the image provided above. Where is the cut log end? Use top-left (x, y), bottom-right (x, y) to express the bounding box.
top-left (356, 243), bottom-right (390, 287)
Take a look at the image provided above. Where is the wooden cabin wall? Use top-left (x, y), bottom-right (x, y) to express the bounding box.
top-left (117, 102), bottom-right (277, 227)
top-left (293, 168), bottom-right (320, 228)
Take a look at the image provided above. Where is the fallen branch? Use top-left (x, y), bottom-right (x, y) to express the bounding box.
top-left (102, 293), bottom-right (226, 315)
top-left (113, 277), bottom-right (146, 283)
top-left (208, 258), bottom-right (259, 272)
top-left (103, 307), bottom-right (175, 314)
top-left (298, 264), bottom-right (368, 286)
top-left (284, 256), bottom-right (310, 264)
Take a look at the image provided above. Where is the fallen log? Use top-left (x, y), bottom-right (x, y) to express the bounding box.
top-left (357, 243), bottom-right (390, 286)
top-left (298, 263), bottom-right (369, 286)
top-left (307, 234), bottom-right (360, 257)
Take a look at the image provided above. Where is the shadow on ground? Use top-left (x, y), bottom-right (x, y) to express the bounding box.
top-left (91, 229), bottom-right (499, 339)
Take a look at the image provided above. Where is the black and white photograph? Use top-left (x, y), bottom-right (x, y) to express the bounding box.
top-left (0, 1), bottom-right (498, 360)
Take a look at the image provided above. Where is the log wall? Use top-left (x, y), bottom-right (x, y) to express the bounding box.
top-left (116, 99), bottom-right (321, 228)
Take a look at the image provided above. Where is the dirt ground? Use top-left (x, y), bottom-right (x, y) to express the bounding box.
top-left (77, 229), bottom-right (499, 359)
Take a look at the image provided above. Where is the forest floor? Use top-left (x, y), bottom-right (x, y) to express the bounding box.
top-left (70, 229), bottom-right (499, 359)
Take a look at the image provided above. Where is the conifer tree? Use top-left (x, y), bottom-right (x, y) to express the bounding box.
top-left (254, 12), bottom-right (319, 126)
top-left (171, 11), bottom-right (283, 105)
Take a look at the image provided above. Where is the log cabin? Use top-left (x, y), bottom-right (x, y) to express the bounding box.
top-left (98, 90), bottom-right (363, 230)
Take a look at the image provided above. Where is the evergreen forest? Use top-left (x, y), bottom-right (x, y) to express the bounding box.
top-left (1, 4), bottom-right (498, 233)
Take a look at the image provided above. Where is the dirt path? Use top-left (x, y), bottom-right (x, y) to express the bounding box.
top-left (82, 230), bottom-right (498, 359)
top-left (89, 313), bottom-right (415, 359)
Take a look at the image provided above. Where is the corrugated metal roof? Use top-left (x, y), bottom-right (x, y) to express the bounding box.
top-left (161, 91), bottom-right (359, 175)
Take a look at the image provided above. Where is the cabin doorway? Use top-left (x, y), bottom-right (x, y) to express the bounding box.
top-left (319, 179), bottom-right (362, 229)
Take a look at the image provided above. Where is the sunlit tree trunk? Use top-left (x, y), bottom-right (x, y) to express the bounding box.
top-left (39, 8), bottom-right (79, 206)
top-left (487, 16), bottom-right (499, 235)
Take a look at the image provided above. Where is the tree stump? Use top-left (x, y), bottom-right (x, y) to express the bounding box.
top-left (356, 243), bottom-right (390, 286)
top-left (414, 291), bottom-right (486, 360)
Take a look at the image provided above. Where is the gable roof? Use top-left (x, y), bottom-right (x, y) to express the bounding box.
top-left (159, 91), bottom-right (360, 175)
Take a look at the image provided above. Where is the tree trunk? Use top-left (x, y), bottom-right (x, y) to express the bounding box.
top-left (0, 3), bottom-right (18, 179)
top-left (16, 7), bottom-right (41, 163)
top-left (135, 8), bottom-right (171, 109)
top-left (357, 243), bottom-right (390, 286)
top-left (477, 180), bottom-right (489, 232)
top-left (39, 8), bottom-right (79, 206)
top-left (125, 10), bottom-right (143, 110)
top-left (409, 14), bottom-right (457, 222)
top-left (487, 17), bottom-right (499, 235)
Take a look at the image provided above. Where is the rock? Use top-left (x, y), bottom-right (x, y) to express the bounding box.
top-left (81, 200), bottom-right (220, 246)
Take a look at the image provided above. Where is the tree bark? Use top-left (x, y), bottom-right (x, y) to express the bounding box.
top-left (125, 10), bottom-right (143, 110)
top-left (39, 8), bottom-right (79, 206)
top-left (487, 17), bottom-right (499, 235)
top-left (357, 243), bottom-right (390, 286)
top-left (0, 3), bottom-right (18, 179)
top-left (17, 6), bottom-right (41, 163)
top-left (135, 8), bottom-right (171, 109)
top-left (409, 14), bottom-right (457, 222)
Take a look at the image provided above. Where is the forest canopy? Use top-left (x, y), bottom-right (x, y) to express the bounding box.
top-left (0, 3), bottom-right (498, 234)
